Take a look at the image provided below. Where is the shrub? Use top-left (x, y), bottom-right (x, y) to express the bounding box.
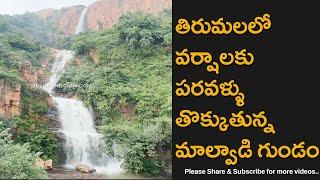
top-left (0, 122), bottom-right (48, 179)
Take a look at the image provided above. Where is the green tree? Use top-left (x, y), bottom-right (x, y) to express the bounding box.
top-left (0, 122), bottom-right (47, 179)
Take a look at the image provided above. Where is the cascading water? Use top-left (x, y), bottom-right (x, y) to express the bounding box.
top-left (75, 7), bottom-right (88, 34)
top-left (42, 6), bottom-right (122, 174)
top-left (42, 50), bottom-right (72, 94)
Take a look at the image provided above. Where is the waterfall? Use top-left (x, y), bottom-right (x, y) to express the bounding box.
top-left (42, 50), bottom-right (73, 94)
top-left (75, 7), bottom-right (88, 34)
top-left (42, 7), bottom-right (122, 174)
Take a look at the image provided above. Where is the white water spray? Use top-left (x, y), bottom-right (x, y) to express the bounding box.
top-left (42, 7), bottom-right (122, 174)
top-left (75, 7), bottom-right (88, 34)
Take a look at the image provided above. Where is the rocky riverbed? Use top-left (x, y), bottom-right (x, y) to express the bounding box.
top-left (48, 167), bottom-right (106, 179)
top-left (47, 167), bottom-right (167, 179)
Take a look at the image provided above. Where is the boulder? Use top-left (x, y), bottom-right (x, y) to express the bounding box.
top-left (75, 164), bottom-right (96, 173)
top-left (44, 159), bottom-right (53, 170)
top-left (36, 158), bottom-right (53, 170)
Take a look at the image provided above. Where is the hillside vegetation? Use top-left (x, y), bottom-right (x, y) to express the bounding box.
top-left (0, 13), bottom-right (68, 47)
top-left (0, 121), bottom-right (47, 179)
top-left (0, 14), bottom-right (58, 178)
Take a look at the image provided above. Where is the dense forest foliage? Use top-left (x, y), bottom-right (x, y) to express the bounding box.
top-left (0, 15), bottom-right (58, 178)
top-left (56, 11), bottom-right (172, 176)
top-left (1, 33), bottom-right (46, 79)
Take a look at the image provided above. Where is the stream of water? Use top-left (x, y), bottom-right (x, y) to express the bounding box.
top-left (75, 7), bottom-right (88, 34)
top-left (42, 7), bottom-right (122, 175)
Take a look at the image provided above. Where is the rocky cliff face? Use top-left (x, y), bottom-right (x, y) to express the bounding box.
top-left (36, 0), bottom-right (171, 34)
top-left (20, 62), bottom-right (37, 84)
top-left (86, 0), bottom-right (172, 31)
top-left (37, 6), bottom-right (85, 35)
top-left (1, 50), bottom-right (53, 118)
top-left (20, 60), bottom-right (50, 84)
top-left (0, 80), bottom-right (21, 117)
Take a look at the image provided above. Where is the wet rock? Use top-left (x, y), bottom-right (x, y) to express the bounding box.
top-left (46, 100), bottom-right (66, 165)
top-left (47, 103), bottom-right (60, 130)
top-left (75, 164), bottom-right (96, 173)
top-left (55, 131), bottom-right (67, 165)
top-left (48, 167), bottom-right (106, 179)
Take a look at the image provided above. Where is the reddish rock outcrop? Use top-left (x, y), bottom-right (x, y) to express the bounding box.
top-left (20, 62), bottom-right (37, 84)
top-left (36, 8), bottom-right (55, 20)
top-left (0, 80), bottom-right (21, 117)
top-left (36, 0), bottom-right (171, 34)
top-left (20, 60), bottom-right (50, 84)
top-left (36, 60), bottom-right (50, 84)
top-left (37, 6), bottom-right (85, 35)
top-left (86, 0), bottom-right (172, 31)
